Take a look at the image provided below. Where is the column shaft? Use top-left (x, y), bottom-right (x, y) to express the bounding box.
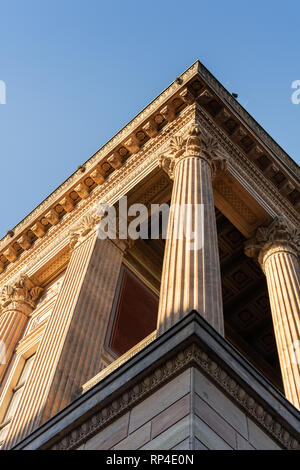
top-left (0, 276), bottom-right (43, 387)
top-left (264, 249), bottom-right (300, 408)
top-left (0, 310), bottom-right (28, 384)
top-left (158, 153), bottom-right (224, 335)
top-left (245, 217), bottom-right (300, 409)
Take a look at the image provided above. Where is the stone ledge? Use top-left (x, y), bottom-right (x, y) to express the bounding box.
top-left (12, 311), bottom-right (300, 450)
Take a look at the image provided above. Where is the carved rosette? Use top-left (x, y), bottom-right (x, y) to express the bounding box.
top-left (159, 123), bottom-right (227, 180)
top-left (245, 216), bottom-right (300, 271)
top-left (0, 274), bottom-right (43, 316)
top-left (69, 214), bottom-right (101, 249)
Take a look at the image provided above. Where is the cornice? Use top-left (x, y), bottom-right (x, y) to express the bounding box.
top-left (11, 312), bottom-right (300, 451)
top-left (195, 62), bottom-right (300, 180)
top-left (52, 342), bottom-right (299, 450)
top-left (82, 332), bottom-right (157, 393)
top-left (1, 61), bottom-right (299, 276)
top-left (0, 63), bottom-right (199, 249)
top-left (0, 108), bottom-right (194, 286)
top-left (195, 106), bottom-right (300, 228)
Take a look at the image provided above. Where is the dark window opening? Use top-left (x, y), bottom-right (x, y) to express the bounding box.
top-left (109, 267), bottom-right (159, 356)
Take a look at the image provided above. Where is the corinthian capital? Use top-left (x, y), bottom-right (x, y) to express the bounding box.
top-left (158, 124), bottom-right (227, 180)
top-left (69, 214), bottom-right (101, 249)
top-left (0, 274), bottom-right (43, 315)
top-left (245, 217), bottom-right (300, 270)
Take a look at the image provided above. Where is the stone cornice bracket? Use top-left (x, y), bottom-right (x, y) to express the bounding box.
top-left (0, 274), bottom-right (43, 316)
top-left (245, 216), bottom-right (300, 271)
top-left (69, 214), bottom-right (101, 250)
top-left (158, 123), bottom-right (227, 180)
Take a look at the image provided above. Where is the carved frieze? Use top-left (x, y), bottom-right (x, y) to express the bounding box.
top-left (51, 343), bottom-right (299, 451)
top-left (0, 106), bottom-right (193, 289)
top-left (0, 61), bottom-right (299, 278)
top-left (194, 104), bottom-right (299, 226)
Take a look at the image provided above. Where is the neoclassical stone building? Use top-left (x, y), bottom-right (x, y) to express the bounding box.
top-left (0, 61), bottom-right (299, 450)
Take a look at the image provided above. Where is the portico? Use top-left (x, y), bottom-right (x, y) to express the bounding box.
top-left (0, 61), bottom-right (299, 450)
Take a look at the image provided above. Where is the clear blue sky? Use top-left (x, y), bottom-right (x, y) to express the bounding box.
top-left (0, 0), bottom-right (299, 238)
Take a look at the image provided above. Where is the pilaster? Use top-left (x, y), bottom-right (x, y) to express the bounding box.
top-left (0, 275), bottom-right (43, 383)
top-left (3, 213), bottom-right (124, 448)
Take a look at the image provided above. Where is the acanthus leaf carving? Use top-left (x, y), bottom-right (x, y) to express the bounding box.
top-left (0, 274), bottom-right (43, 315)
top-left (245, 216), bottom-right (300, 270)
top-left (159, 123), bottom-right (227, 180)
top-left (256, 216), bottom-right (300, 246)
top-left (69, 214), bottom-right (101, 249)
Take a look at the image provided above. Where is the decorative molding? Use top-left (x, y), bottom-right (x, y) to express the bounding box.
top-left (245, 216), bottom-right (300, 270)
top-left (32, 248), bottom-right (69, 287)
top-left (0, 100), bottom-right (298, 295)
top-left (0, 63), bottom-right (199, 256)
top-left (0, 61), bottom-right (299, 275)
top-left (82, 331), bottom-right (157, 393)
top-left (194, 106), bottom-right (300, 227)
top-left (213, 179), bottom-right (257, 225)
top-left (0, 274), bottom-right (43, 315)
top-left (69, 214), bottom-right (101, 250)
top-left (159, 123), bottom-right (227, 180)
top-left (0, 107), bottom-right (193, 287)
top-left (51, 343), bottom-right (299, 450)
top-left (196, 61), bottom-right (300, 180)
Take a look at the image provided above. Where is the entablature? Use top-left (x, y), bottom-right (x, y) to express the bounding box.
top-left (0, 61), bottom-right (299, 281)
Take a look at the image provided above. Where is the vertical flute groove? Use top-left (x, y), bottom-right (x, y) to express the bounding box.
top-left (4, 234), bottom-right (123, 448)
top-left (264, 250), bottom-right (300, 409)
top-left (157, 153), bottom-right (224, 335)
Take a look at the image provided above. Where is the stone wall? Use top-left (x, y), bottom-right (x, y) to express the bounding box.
top-left (13, 314), bottom-right (298, 451)
top-left (78, 368), bottom-right (281, 450)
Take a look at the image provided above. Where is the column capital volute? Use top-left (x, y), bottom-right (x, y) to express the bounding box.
top-left (158, 123), bottom-right (227, 180)
top-left (0, 274), bottom-right (43, 316)
top-left (245, 217), bottom-right (300, 271)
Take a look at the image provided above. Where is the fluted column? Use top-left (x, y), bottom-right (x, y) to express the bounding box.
top-left (157, 123), bottom-right (226, 335)
top-left (245, 217), bottom-right (300, 409)
top-left (0, 275), bottom-right (43, 384)
top-left (3, 214), bottom-right (125, 449)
